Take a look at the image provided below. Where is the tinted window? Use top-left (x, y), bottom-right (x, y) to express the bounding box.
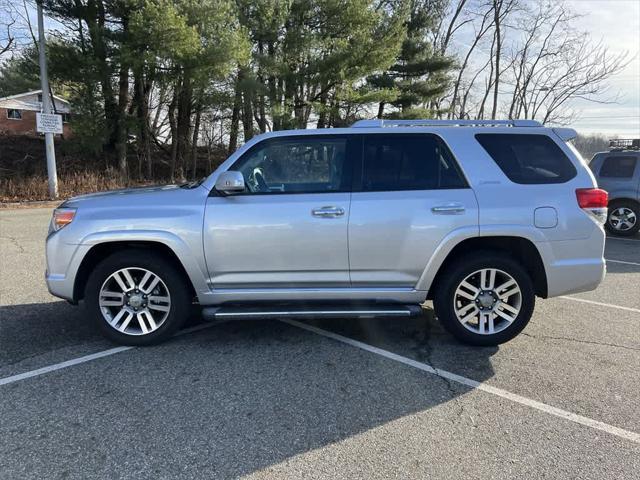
top-left (599, 156), bottom-right (637, 178)
top-left (232, 136), bottom-right (351, 194)
top-left (475, 134), bottom-right (577, 184)
top-left (360, 134), bottom-right (467, 191)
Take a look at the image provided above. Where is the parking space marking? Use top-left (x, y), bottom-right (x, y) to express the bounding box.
top-left (606, 259), bottom-right (640, 266)
top-left (559, 296), bottom-right (640, 314)
top-left (0, 346), bottom-right (133, 387)
top-left (0, 322), bottom-right (216, 387)
top-left (281, 319), bottom-right (640, 444)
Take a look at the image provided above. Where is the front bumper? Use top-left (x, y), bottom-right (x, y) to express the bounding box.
top-left (45, 231), bottom-right (89, 302)
top-left (45, 270), bottom-right (74, 301)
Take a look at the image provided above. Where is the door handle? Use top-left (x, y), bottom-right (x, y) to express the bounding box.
top-left (431, 203), bottom-right (465, 215)
top-left (312, 206), bottom-right (345, 218)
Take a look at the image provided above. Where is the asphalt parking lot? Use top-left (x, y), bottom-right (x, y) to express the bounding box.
top-left (1, 207), bottom-right (639, 479)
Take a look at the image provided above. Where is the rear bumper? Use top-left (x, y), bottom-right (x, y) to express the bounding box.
top-left (538, 228), bottom-right (606, 298)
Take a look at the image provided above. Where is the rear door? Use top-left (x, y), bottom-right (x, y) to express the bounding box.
top-left (348, 133), bottom-right (478, 287)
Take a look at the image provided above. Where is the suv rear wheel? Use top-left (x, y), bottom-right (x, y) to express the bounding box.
top-left (433, 253), bottom-right (535, 346)
top-left (606, 200), bottom-right (639, 236)
top-left (85, 249), bottom-right (190, 346)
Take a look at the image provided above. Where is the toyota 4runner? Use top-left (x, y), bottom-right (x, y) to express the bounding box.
top-left (46, 119), bottom-right (607, 346)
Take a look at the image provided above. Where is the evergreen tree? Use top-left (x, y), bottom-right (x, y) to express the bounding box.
top-left (369, 0), bottom-right (453, 119)
top-left (0, 47), bottom-right (41, 97)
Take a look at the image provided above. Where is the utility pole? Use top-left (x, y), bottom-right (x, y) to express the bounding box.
top-left (37, 1), bottom-right (58, 199)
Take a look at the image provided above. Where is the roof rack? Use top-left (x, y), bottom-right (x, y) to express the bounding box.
top-left (351, 119), bottom-right (542, 128)
top-left (609, 138), bottom-right (640, 151)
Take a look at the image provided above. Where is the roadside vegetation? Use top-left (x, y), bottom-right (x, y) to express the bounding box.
top-left (0, 0), bottom-right (628, 201)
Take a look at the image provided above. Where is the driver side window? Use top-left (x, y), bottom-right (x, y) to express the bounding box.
top-left (232, 136), bottom-right (350, 194)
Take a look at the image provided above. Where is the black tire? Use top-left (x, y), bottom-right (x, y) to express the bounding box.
top-left (85, 249), bottom-right (191, 346)
top-left (433, 252), bottom-right (535, 346)
top-left (605, 200), bottom-right (640, 237)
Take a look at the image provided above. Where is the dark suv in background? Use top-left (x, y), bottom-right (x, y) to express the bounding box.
top-left (590, 139), bottom-right (640, 236)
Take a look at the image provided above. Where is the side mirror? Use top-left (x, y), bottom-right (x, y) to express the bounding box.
top-left (215, 171), bottom-right (245, 194)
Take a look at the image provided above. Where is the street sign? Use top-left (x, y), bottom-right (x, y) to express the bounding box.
top-left (36, 112), bottom-right (63, 134)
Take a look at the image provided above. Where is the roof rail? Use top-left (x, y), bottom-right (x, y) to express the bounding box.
top-left (351, 119), bottom-right (542, 128)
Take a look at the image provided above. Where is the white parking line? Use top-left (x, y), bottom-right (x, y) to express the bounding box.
top-left (281, 319), bottom-right (640, 445)
top-left (607, 259), bottom-right (640, 267)
top-left (0, 346), bottom-right (133, 386)
top-left (0, 322), bottom-right (216, 387)
top-left (559, 296), bottom-right (640, 314)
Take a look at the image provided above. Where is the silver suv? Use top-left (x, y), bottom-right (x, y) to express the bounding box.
top-left (589, 139), bottom-right (640, 236)
top-left (46, 119), bottom-right (607, 347)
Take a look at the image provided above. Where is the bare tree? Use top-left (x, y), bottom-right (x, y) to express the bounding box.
top-left (434, 0), bottom-right (470, 55)
top-left (446, 2), bottom-right (494, 118)
top-left (572, 132), bottom-right (610, 160)
top-left (0, 3), bottom-right (16, 58)
top-left (0, 0), bottom-right (36, 59)
top-left (436, 0), bottom-right (629, 125)
top-left (505, 1), bottom-right (628, 124)
top-left (476, 0), bottom-right (517, 118)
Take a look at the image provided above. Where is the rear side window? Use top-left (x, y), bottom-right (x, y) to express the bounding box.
top-left (475, 134), bottom-right (577, 184)
top-left (599, 156), bottom-right (637, 178)
top-left (360, 134), bottom-right (467, 191)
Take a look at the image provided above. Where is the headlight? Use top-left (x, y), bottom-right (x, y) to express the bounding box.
top-left (50, 207), bottom-right (76, 232)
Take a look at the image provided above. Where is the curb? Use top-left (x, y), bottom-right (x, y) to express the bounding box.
top-left (0, 200), bottom-right (62, 209)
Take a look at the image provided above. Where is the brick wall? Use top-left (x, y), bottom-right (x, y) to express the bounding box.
top-left (0, 108), bottom-right (72, 137)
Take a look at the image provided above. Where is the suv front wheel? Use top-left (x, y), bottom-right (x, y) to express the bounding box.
top-left (85, 249), bottom-right (191, 346)
top-left (433, 253), bottom-right (535, 346)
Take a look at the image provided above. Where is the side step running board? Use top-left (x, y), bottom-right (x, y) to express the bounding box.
top-left (202, 304), bottom-right (423, 321)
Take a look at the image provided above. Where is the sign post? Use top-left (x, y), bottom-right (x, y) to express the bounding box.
top-left (37, 1), bottom-right (58, 199)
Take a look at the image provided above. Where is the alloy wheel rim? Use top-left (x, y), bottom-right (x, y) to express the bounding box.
top-left (99, 267), bottom-right (171, 336)
top-left (453, 268), bottom-right (522, 335)
top-left (609, 207), bottom-right (637, 231)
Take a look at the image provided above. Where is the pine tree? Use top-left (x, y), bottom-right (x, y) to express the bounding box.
top-left (369, 0), bottom-right (453, 119)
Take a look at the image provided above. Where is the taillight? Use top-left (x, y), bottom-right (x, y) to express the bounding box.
top-left (576, 188), bottom-right (608, 208)
top-left (576, 188), bottom-right (608, 224)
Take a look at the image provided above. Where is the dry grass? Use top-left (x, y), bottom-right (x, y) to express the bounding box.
top-left (0, 135), bottom-right (228, 204)
top-left (0, 170), bottom-right (155, 203)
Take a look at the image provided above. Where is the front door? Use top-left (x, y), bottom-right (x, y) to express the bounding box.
top-left (204, 134), bottom-right (356, 288)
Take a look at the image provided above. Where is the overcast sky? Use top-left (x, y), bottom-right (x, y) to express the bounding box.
top-left (565, 0), bottom-right (640, 137)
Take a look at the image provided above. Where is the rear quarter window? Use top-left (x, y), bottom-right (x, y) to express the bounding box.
top-left (475, 134), bottom-right (577, 184)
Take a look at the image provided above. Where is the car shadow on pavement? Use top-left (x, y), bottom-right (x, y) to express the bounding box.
top-left (0, 300), bottom-right (204, 370)
top-left (1, 301), bottom-right (498, 479)
top-left (0, 301), bottom-right (106, 368)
